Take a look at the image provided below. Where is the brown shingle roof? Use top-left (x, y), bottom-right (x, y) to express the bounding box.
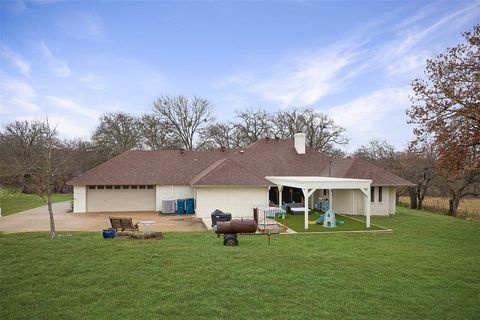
top-left (321, 157), bottom-right (414, 186)
top-left (190, 158), bottom-right (270, 186)
top-left (67, 149), bottom-right (237, 186)
top-left (67, 139), bottom-right (414, 187)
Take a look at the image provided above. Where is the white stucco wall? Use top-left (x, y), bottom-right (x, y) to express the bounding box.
top-left (329, 187), bottom-right (396, 216)
top-left (73, 186), bottom-right (86, 213)
top-left (331, 189), bottom-right (364, 215)
top-left (370, 186), bottom-right (397, 215)
top-left (195, 186), bottom-right (269, 219)
top-left (389, 187), bottom-right (397, 215)
top-left (155, 185), bottom-right (194, 211)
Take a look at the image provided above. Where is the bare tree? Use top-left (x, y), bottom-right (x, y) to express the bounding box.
top-left (273, 108), bottom-right (306, 138)
top-left (231, 109), bottom-right (273, 147)
top-left (0, 120), bottom-right (73, 239)
top-left (397, 143), bottom-right (437, 210)
top-left (353, 139), bottom-right (398, 170)
top-left (274, 108), bottom-right (348, 154)
top-left (438, 170), bottom-right (480, 216)
top-left (153, 95), bottom-right (214, 150)
top-left (139, 114), bottom-right (181, 150)
top-left (91, 112), bottom-right (142, 158)
top-left (200, 122), bottom-right (242, 149)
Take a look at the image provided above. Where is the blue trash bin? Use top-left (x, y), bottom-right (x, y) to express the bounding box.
top-left (102, 228), bottom-right (116, 239)
top-left (177, 199), bottom-right (185, 214)
top-left (185, 198), bottom-right (194, 214)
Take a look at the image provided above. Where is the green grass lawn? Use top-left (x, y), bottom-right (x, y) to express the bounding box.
top-left (1, 207), bottom-right (479, 319)
top-left (279, 211), bottom-right (386, 232)
top-left (0, 191), bottom-right (72, 216)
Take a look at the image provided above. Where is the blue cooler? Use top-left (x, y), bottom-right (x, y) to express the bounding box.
top-left (102, 228), bottom-right (116, 239)
top-left (177, 199), bottom-right (185, 214)
top-left (185, 198), bottom-right (195, 214)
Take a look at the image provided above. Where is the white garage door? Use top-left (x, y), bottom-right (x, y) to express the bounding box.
top-left (87, 187), bottom-right (155, 212)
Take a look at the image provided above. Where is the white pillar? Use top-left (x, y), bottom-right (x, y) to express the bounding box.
top-left (352, 189), bottom-right (355, 215)
top-left (328, 189), bottom-right (332, 210)
top-left (278, 185), bottom-right (283, 208)
top-left (365, 188), bottom-right (371, 228)
top-left (302, 188), bottom-right (309, 230)
top-left (302, 188), bottom-right (316, 230)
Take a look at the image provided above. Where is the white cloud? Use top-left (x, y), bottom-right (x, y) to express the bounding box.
top-left (216, 1), bottom-right (479, 108)
top-left (325, 87), bottom-right (412, 150)
top-left (45, 96), bottom-right (100, 120)
top-left (1, 46), bottom-right (30, 76)
top-left (386, 51), bottom-right (429, 78)
top-left (39, 41), bottom-right (71, 77)
top-left (46, 114), bottom-right (93, 139)
top-left (217, 47), bottom-right (357, 107)
top-left (0, 78), bottom-right (40, 114)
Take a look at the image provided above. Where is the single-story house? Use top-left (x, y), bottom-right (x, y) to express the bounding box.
top-left (66, 133), bottom-right (413, 228)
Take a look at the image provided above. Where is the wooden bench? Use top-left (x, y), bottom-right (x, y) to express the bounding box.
top-left (109, 217), bottom-right (139, 232)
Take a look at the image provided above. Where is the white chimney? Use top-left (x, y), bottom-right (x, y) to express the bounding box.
top-left (294, 133), bottom-right (306, 154)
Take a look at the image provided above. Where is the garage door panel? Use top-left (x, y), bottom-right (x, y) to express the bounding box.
top-left (87, 189), bottom-right (155, 212)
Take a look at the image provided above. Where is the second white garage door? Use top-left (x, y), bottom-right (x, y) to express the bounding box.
top-left (87, 188), bottom-right (155, 212)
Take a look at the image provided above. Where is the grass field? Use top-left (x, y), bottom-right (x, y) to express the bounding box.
top-left (399, 196), bottom-right (480, 220)
top-left (1, 207), bottom-right (479, 319)
top-left (0, 191), bottom-right (72, 216)
top-left (279, 211), bottom-right (386, 232)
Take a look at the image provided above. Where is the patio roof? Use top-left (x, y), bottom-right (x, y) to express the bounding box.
top-left (265, 176), bottom-right (372, 190)
top-left (265, 176), bottom-right (372, 230)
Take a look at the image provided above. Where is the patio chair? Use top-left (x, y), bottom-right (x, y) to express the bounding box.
top-left (109, 217), bottom-right (139, 232)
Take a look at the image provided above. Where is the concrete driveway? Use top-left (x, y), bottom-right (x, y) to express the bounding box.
top-left (0, 201), bottom-right (206, 233)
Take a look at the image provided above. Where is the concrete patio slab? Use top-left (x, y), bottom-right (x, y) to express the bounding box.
top-left (0, 201), bottom-right (206, 233)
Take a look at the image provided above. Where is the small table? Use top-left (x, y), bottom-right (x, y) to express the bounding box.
top-left (138, 220), bottom-right (156, 235)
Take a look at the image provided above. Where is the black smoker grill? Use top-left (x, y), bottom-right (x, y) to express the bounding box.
top-left (211, 209), bottom-right (232, 228)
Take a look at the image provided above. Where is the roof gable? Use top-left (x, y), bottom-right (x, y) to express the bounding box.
top-left (190, 158), bottom-right (270, 186)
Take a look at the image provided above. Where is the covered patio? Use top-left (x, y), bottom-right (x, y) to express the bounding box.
top-left (266, 176), bottom-right (372, 230)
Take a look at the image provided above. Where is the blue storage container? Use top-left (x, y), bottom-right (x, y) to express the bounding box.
top-left (177, 199), bottom-right (185, 214)
top-left (102, 228), bottom-right (116, 239)
top-left (185, 198), bottom-right (195, 214)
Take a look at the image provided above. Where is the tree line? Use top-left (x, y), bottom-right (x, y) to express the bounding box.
top-left (90, 99), bottom-right (349, 159)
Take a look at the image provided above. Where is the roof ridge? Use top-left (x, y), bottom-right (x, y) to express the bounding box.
top-left (190, 157), bottom-right (269, 186)
top-left (224, 157), bottom-right (270, 181)
top-left (342, 157), bottom-right (358, 177)
top-left (189, 158), bottom-right (227, 185)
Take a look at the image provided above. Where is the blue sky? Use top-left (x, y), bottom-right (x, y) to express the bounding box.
top-left (1, 0), bottom-right (479, 151)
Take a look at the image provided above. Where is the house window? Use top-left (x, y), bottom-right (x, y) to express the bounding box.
top-left (147, 185), bottom-right (154, 189)
top-left (370, 187), bottom-right (374, 202)
top-left (114, 185), bottom-right (121, 189)
top-left (139, 185), bottom-right (146, 189)
top-left (131, 185), bottom-right (138, 189)
top-left (88, 186), bottom-right (95, 190)
top-left (97, 185), bottom-right (105, 189)
top-left (378, 186), bottom-right (383, 203)
top-left (122, 185), bottom-right (129, 189)
top-left (323, 189), bottom-right (327, 196)
top-left (106, 185), bottom-right (113, 189)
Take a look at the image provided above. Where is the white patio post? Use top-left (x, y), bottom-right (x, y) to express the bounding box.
top-left (302, 188), bottom-right (316, 230)
top-left (352, 189), bottom-right (355, 215)
top-left (365, 187), bottom-right (371, 228)
top-left (302, 188), bottom-right (309, 230)
top-left (278, 185), bottom-right (283, 208)
top-left (328, 189), bottom-right (332, 210)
